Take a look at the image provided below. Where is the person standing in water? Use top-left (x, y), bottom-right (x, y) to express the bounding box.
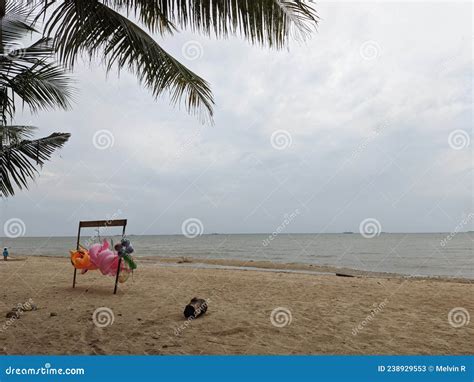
top-left (3, 247), bottom-right (8, 261)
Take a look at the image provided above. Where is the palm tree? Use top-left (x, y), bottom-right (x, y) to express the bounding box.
top-left (0, 1), bottom-right (72, 197)
top-left (34, 0), bottom-right (318, 123)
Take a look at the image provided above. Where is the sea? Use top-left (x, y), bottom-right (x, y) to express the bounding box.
top-left (1, 233), bottom-right (472, 279)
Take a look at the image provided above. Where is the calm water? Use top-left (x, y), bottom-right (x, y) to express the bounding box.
top-left (1, 233), bottom-right (472, 279)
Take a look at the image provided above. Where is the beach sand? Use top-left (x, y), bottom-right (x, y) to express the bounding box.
top-left (0, 256), bottom-right (472, 355)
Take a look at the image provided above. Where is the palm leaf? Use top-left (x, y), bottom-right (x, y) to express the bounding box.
top-left (0, 129), bottom-right (70, 197)
top-left (5, 37), bottom-right (56, 64)
top-left (0, 1), bottom-right (73, 197)
top-left (0, 36), bottom-right (73, 122)
top-left (0, 0), bottom-right (39, 45)
top-left (2, 61), bottom-right (72, 112)
top-left (277, 1), bottom-right (318, 42)
top-left (0, 1), bottom-right (73, 123)
top-left (102, 0), bottom-right (176, 34)
top-left (0, 125), bottom-right (35, 144)
top-left (0, 86), bottom-right (15, 123)
top-left (45, 0), bottom-right (214, 122)
top-left (103, 0), bottom-right (318, 46)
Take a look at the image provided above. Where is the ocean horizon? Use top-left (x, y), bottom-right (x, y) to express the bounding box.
top-left (4, 231), bottom-right (473, 237)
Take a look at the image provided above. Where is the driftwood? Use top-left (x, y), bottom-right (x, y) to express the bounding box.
top-left (336, 273), bottom-right (354, 278)
top-left (183, 297), bottom-right (208, 319)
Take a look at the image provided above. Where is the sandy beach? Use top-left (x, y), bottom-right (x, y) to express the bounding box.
top-left (0, 256), bottom-right (472, 355)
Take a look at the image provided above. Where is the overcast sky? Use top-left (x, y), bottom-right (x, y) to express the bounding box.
top-left (1, 1), bottom-right (472, 237)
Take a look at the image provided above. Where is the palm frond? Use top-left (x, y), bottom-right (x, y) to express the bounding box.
top-left (0, 2), bottom-right (73, 123)
top-left (277, 1), bottom-right (318, 42)
top-left (0, 1), bottom-right (73, 197)
top-left (0, 125), bottom-right (36, 145)
top-left (103, 0), bottom-right (318, 46)
top-left (0, 85), bottom-right (15, 123)
top-left (2, 61), bottom-right (72, 113)
top-left (102, 0), bottom-right (176, 34)
top-left (45, 0), bottom-right (214, 122)
top-left (5, 37), bottom-right (56, 64)
top-left (0, 0), bottom-right (38, 45)
top-left (0, 130), bottom-right (70, 197)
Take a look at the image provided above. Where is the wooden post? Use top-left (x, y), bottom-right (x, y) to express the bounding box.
top-left (113, 223), bottom-right (127, 295)
top-left (113, 258), bottom-right (121, 295)
top-left (73, 223), bottom-right (81, 288)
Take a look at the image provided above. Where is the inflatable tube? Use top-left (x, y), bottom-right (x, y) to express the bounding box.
top-left (97, 249), bottom-right (119, 276)
top-left (70, 249), bottom-right (91, 270)
top-left (118, 263), bottom-right (131, 283)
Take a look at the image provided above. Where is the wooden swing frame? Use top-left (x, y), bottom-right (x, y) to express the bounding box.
top-left (72, 219), bottom-right (127, 294)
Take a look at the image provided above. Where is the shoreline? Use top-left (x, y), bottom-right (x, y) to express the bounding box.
top-left (22, 254), bottom-right (474, 283)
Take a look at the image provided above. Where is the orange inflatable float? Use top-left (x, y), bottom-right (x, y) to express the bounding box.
top-left (70, 247), bottom-right (92, 270)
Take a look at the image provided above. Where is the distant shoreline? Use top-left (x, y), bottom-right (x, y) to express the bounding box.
top-left (13, 254), bottom-right (474, 283)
